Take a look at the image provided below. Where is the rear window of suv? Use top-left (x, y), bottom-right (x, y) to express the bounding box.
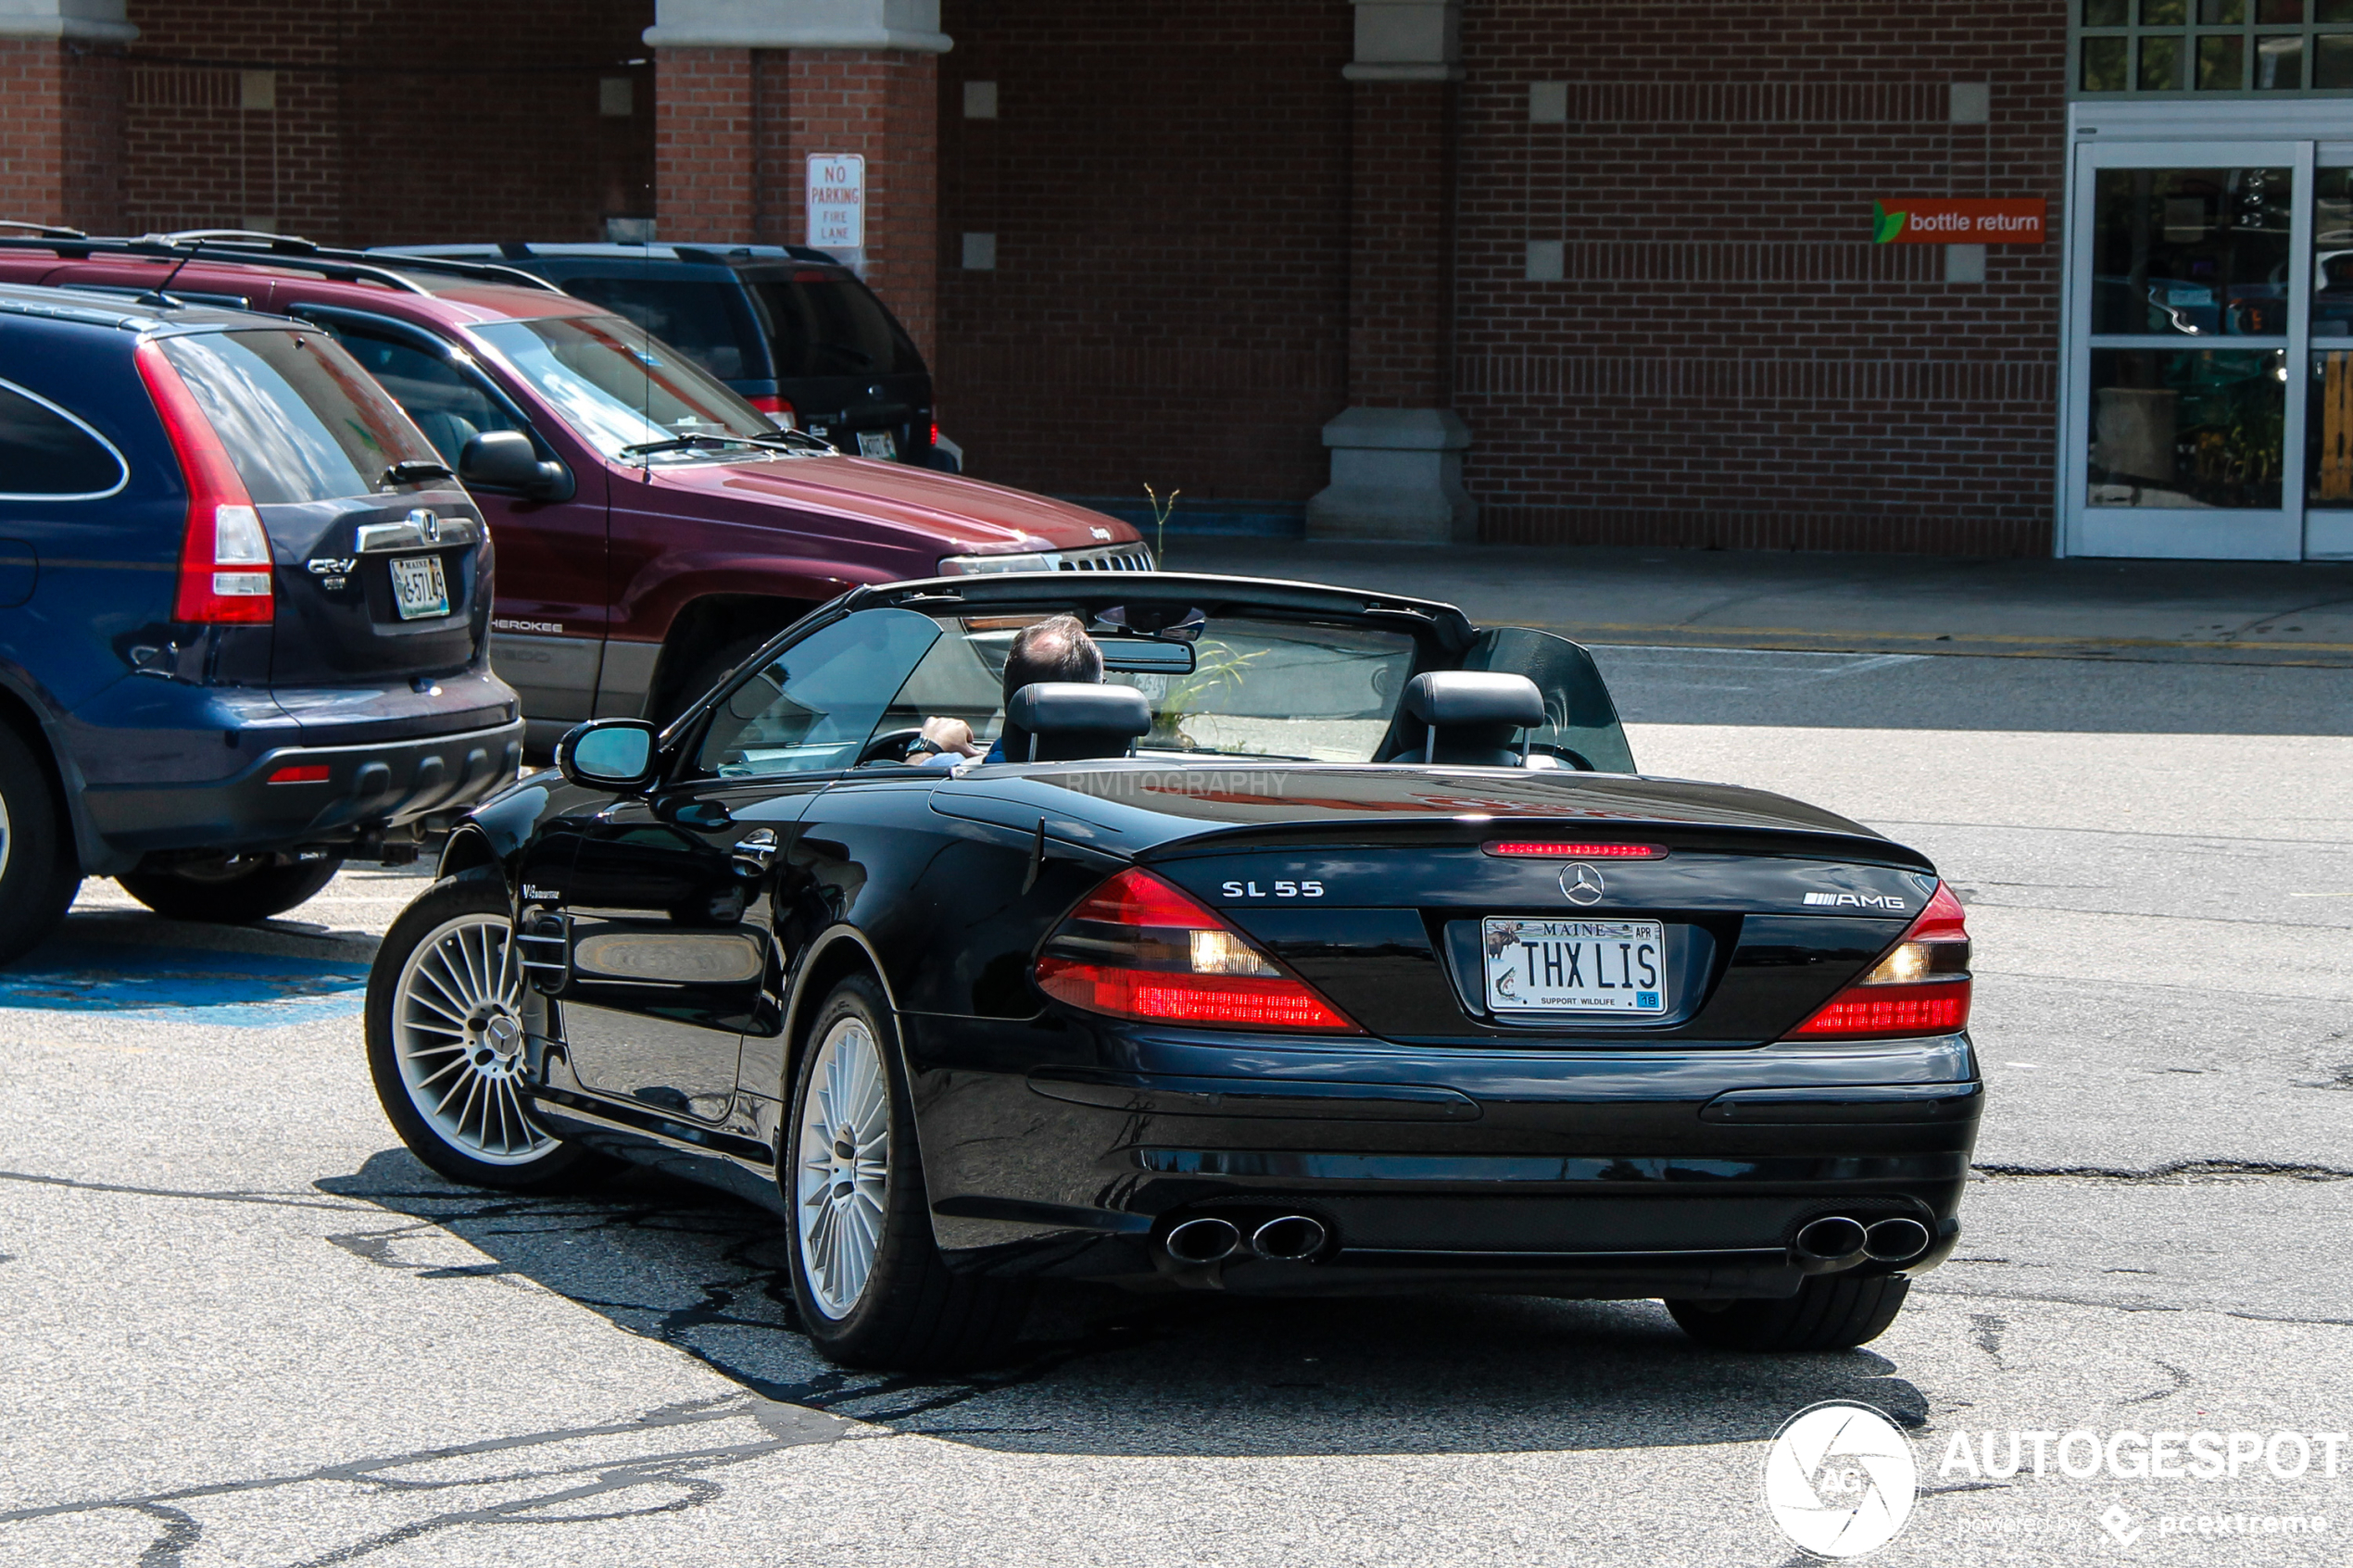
top-left (159, 330), bottom-right (442, 505)
top-left (556, 276), bottom-right (761, 382)
top-left (743, 269), bottom-right (925, 379)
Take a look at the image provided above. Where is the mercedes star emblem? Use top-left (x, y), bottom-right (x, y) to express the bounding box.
top-left (1560, 863), bottom-right (1605, 906)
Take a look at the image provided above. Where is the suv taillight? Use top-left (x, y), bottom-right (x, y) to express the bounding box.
top-left (1786, 882), bottom-right (1971, 1039)
top-left (1036, 868), bottom-right (1361, 1033)
top-left (135, 339), bottom-right (272, 624)
top-left (749, 394), bottom-right (796, 430)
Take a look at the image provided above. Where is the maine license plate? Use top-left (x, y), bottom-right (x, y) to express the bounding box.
top-left (857, 430), bottom-right (898, 459)
top-left (1481, 917), bottom-right (1667, 1014)
top-left (388, 553), bottom-right (449, 621)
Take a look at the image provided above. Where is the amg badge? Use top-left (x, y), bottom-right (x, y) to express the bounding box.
top-left (1804, 891), bottom-right (1909, 909)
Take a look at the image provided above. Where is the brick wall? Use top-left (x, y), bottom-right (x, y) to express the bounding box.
top-left (118, 0), bottom-right (652, 246)
top-left (928, 0), bottom-right (2068, 555)
top-left (934, 0), bottom-right (1355, 508)
top-left (1454, 2), bottom-right (2068, 556)
top-left (1, 39), bottom-right (125, 232)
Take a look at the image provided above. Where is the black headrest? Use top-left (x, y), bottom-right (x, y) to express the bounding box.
top-left (1006, 683), bottom-right (1152, 761)
top-left (1403, 671), bottom-right (1545, 729)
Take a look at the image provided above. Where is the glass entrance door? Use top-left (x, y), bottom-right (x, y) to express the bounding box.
top-left (2064, 139), bottom-right (2310, 558)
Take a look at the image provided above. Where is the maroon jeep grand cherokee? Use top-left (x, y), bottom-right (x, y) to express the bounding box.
top-left (0, 236), bottom-right (1149, 749)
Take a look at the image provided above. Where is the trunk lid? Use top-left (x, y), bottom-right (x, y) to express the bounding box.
top-left (954, 763), bottom-right (1936, 1047)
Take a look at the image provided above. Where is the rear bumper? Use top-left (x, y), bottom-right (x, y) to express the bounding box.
top-left (906, 1019), bottom-right (1982, 1298)
top-left (82, 718), bottom-right (524, 862)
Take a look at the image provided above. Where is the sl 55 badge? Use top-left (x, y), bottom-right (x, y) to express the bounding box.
top-left (1222, 879), bottom-right (1325, 898)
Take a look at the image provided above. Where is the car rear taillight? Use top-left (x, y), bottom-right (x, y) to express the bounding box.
top-left (748, 394), bottom-right (797, 430)
top-left (135, 339), bottom-right (272, 624)
top-left (930, 420), bottom-right (940, 448)
top-left (1787, 882), bottom-right (1971, 1039)
top-left (1036, 868), bottom-right (1361, 1033)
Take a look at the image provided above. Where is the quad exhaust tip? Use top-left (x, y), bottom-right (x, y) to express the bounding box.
top-left (1163, 1213), bottom-right (1329, 1265)
top-left (1250, 1214), bottom-right (1327, 1261)
top-left (1794, 1216), bottom-right (1869, 1263)
top-left (1863, 1216), bottom-right (1932, 1263)
top-left (1794, 1214), bottom-right (1933, 1266)
top-left (1164, 1216), bottom-right (1242, 1264)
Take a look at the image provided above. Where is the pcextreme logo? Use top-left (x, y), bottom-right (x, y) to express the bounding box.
top-left (1763, 1402), bottom-right (1919, 1559)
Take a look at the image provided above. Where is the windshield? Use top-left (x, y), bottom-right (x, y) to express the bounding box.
top-left (697, 608), bottom-right (1417, 780)
top-left (887, 614), bottom-right (1416, 763)
top-left (466, 315), bottom-right (778, 463)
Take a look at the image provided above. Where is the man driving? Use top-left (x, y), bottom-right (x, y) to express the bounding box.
top-left (910, 613), bottom-right (1103, 763)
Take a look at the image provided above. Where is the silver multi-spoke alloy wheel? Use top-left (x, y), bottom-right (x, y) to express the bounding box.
top-left (795, 1013), bottom-right (892, 1318)
top-left (391, 912), bottom-right (555, 1166)
top-left (0, 788), bottom-right (12, 883)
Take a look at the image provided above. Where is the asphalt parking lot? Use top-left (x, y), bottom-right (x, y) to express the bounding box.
top-left (0, 642), bottom-right (2347, 1566)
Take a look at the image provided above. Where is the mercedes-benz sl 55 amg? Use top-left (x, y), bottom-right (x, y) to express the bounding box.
top-left (364, 572), bottom-right (1982, 1370)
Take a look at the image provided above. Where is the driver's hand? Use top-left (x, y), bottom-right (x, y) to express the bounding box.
top-left (919, 717), bottom-right (981, 759)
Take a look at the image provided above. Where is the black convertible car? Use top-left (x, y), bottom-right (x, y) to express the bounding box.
top-left (365, 572), bottom-right (1982, 1370)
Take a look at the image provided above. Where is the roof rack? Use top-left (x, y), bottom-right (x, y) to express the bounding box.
top-left (0, 220), bottom-right (87, 239)
top-left (0, 230), bottom-right (564, 295)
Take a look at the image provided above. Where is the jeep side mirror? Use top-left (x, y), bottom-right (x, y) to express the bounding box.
top-left (459, 429), bottom-right (573, 500)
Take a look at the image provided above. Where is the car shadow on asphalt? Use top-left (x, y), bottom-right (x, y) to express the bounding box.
top-left (320, 1149), bottom-right (1929, 1458)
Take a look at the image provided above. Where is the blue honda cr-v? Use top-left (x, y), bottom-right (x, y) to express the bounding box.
top-left (0, 283), bottom-right (523, 963)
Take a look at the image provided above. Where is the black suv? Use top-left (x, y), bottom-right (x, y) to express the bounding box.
top-left (0, 283), bottom-right (522, 960)
top-left (378, 243), bottom-right (945, 470)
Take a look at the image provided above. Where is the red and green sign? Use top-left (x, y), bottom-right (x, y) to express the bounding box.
top-left (1872, 199), bottom-right (2045, 244)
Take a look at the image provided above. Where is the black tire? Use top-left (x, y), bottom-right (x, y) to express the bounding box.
top-left (784, 973), bottom-right (1032, 1371)
top-left (0, 722), bottom-right (78, 968)
top-left (366, 875), bottom-right (608, 1191)
top-left (119, 853), bottom-right (343, 922)
top-left (1667, 1274), bottom-right (1911, 1352)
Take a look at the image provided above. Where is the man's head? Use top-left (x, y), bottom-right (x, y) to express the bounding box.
top-left (1001, 614), bottom-right (1102, 704)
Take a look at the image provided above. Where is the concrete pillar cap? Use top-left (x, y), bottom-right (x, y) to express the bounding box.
top-left (1320, 407), bottom-right (1472, 451)
top-left (0, 0), bottom-right (136, 42)
top-left (644, 0), bottom-right (950, 53)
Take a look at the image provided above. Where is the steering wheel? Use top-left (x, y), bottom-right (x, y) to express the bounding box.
top-left (857, 727), bottom-right (925, 766)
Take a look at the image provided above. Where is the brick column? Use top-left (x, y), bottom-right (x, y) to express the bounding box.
top-left (785, 49), bottom-right (937, 359)
top-left (0, 2), bottom-right (133, 233)
top-left (647, 2), bottom-right (948, 360)
top-left (1308, 0), bottom-right (1474, 544)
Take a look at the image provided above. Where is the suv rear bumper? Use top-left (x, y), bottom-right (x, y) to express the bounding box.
top-left (82, 718), bottom-right (524, 863)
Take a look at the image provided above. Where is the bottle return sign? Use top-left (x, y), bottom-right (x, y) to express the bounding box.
top-left (1871, 198), bottom-right (2045, 244)
top-left (807, 154), bottom-right (865, 266)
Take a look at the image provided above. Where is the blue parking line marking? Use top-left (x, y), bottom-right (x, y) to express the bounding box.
top-left (0, 942), bottom-right (369, 1027)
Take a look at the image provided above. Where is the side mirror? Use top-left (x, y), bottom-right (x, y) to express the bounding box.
top-left (555, 719), bottom-right (660, 791)
top-left (459, 430), bottom-right (573, 500)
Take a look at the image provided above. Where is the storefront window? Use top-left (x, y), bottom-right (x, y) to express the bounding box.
top-left (2089, 168), bottom-right (2292, 336)
top-left (2080, 0), bottom-right (2353, 90)
top-left (2089, 348), bottom-right (2287, 507)
top-left (2309, 169), bottom-right (2353, 507)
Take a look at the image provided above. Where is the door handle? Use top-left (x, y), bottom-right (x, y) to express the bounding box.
top-left (733, 827), bottom-right (780, 872)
